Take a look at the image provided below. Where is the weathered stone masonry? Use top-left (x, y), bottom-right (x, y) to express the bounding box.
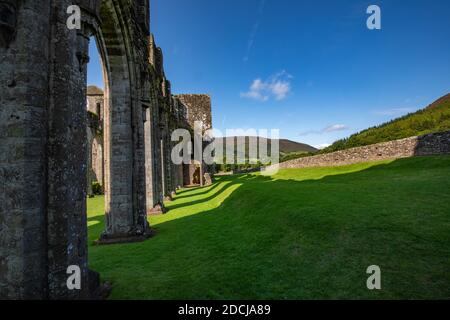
top-left (0, 0), bottom-right (213, 299)
top-left (175, 94), bottom-right (214, 187)
top-left (87, 86), bottom-right (104, 197)
top-left (86, 83), bottom-right (214, 205)
top-left (278, 131), bottom-right (450, 170)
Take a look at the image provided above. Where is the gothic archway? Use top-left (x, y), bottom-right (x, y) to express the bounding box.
top-left (0, 0), bottom-right (153, 299)
top-left (91, 0), bottom-right (151, 244)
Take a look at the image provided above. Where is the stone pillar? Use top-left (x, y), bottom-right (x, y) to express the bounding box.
top-left (147, 97), bottom-right (165, 215)
top-left (164, 118), bottom-right (174, 200)
top-left (46, 0), bottom-right (94, 298)
top-left (160, 136), bottom-right (166, 196)
top-left (158, 110), bottom-right (172, 201)
top-left (199, 163), bottom-right (204, 187)
top-left (87, 127), bottom-right (95, 197)
top-left (178, 165), bottom-right (184, 188)
top-left (0, 0), bottom-right (102, 299)
top-left (144, 105), bottom-right (166, 215)
top-left (96, 0), bottom-right (152, 244)
top-left (168, 119), bottom-right (177, 197)
top-left (0, 0), bottom-right (51, 300)
top-left (1, 0), bottom-right (157, 299)
top-left (92, 135), bottom-right (104, 189)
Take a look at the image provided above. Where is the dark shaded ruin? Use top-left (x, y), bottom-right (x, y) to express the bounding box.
top-left (86, 89), bottom-right (214, 208)
top-left (0, 0), bottom-right (212, 299)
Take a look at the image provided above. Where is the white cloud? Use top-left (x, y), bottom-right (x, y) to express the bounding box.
top-left (372, 108), bottom-right (414, 116)
top-left (271, 81), bottom-right (290, 100)
top-left (299, 124), bottom-right (350, 136)
top-left (240, 71), bottom-right (292, 102)
top-left (324, 124), bottom-right (349, 132)
top-left (240, 79), bottom-right (269, 101)
top-left (314, 143), bottom-right (331, 150)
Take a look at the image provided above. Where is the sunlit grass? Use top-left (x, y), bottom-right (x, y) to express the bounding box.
top-left (87, 156), bottom-right (450, 299)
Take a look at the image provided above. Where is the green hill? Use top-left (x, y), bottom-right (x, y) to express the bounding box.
top-left (215, 137), bottom-right (317, 171)
top-left (322, 93), bottom-right (450, 153)
top-left (278, 138), bottom-right (318, 153)
top-left (221, 136), bottom-right (317, 155)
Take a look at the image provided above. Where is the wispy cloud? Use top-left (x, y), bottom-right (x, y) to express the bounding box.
top-left (243, 0), bottom-right (266, 62)
top-left (372, 107), bottom-right (414, 116)
top-left (243, 23), bottom-right (259, 62)
top-left (241, 70), bottom-right (292, 102)
top-left (299, 124), bottom-right (350, 136)
top-left (324, 124), bottom-right (349, 132)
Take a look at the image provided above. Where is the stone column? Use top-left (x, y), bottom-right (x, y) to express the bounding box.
top-left (46, 0), bottom-right (102, 299)
top-left (87, 127), bottom-right (95, 197)
top-left (168, 119), bottom-right (177, 197)
top-left (92, 135), bottom-right (104, 190)
top-left (0, 0), bottom-right (102, 299)
top-left (144, 106), bottom-right (154, 212)
top-left (0, 0), bottom-right (51, 299)
top-left (96, 3), bottom-right (152, 244)
top-left (162, 112), bottom-right (173, 201)
top-left (147, 95), bottom-right (165, 214)
top-left (177, 164), bottom-right (184, 189)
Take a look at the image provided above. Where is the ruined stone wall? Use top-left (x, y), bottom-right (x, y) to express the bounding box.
top-left (184, 163), bottom-right (200, 186)
top-left (173, 95), bottom-right (214, 186)
top-left (87, 87), bottom-right (104, 192)
top-left (147, 34), bottom-right (172, 205)
top-left (175, 94), bottom-right (212, 132)
top-left (147, 35), bottom-right (215, 195)
top-left (279, 131), bottom-right (450, 170)
top-left (169, 97), bottom-right (189, 190)
top-left (147, 35), bottom-right (217, 199)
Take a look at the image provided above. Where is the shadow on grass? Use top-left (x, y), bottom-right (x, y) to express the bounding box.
top-left (87, 156), bottom-right (450, 300)
top-left (173, 181), bottom-right (223, 200)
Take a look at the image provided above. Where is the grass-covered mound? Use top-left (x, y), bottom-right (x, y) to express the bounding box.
top-left (88, 156), bottom-right (450, 299)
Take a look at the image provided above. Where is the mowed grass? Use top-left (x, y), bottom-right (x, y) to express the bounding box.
top-left (87, 156), bottom-right (450, 299)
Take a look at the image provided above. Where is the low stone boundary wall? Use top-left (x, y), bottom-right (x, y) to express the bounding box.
top-left (279, 130), bottom-right (450, 169)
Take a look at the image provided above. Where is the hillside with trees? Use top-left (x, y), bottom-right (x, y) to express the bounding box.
top-left (321, 93), bottom-right (450, 154)
top-left (215, 137), bottom-right (317, 172)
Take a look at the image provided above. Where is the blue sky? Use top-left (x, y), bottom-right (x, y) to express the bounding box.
top-left (88, 0), bottom-right (450, 148)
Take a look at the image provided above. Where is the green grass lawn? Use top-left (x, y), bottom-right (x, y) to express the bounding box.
top-left (87, 156), bottom-right (450, 299)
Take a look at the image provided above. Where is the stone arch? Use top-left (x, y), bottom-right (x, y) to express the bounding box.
top-left (0, 0), bottom-right (152, 299)
top-left (0, 0), bottom-right (213, 300)
top-left (92, 1), bottom-right (150, 243)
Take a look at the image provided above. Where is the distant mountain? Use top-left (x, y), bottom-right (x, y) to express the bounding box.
top-left (219, 136), bottom-right (317, 155)
top-left (279, 139), bottom-right (318, 153)
top-left (322, 93), bottom-right (450, 153)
